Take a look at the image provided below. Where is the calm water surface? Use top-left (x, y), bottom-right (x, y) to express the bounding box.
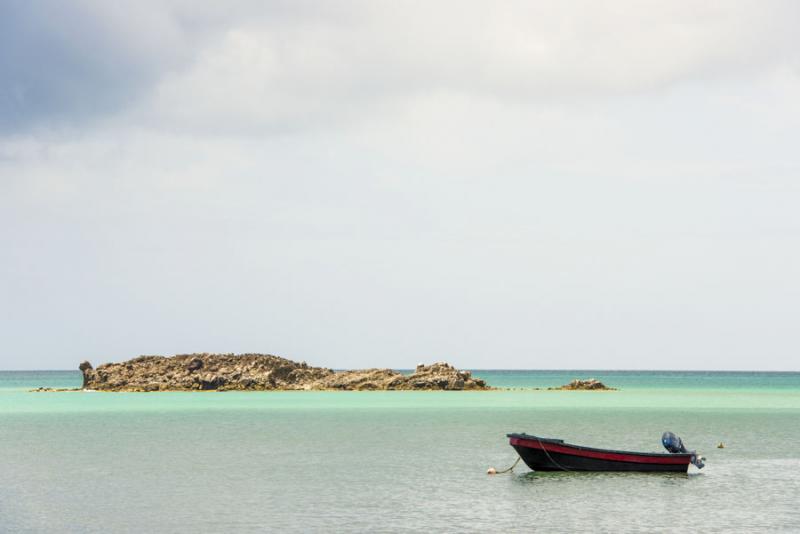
top-left (2, 370), bottom-right (799, 532)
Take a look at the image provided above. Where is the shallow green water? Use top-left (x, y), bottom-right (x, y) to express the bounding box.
top-left (2, 371), bottom-right (799, 532)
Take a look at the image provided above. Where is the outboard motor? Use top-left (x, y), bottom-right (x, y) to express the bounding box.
top-left (662, 431), bottom-right (705, 469)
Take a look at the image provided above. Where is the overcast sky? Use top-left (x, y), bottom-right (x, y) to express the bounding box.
top-left (2, 1), bottom-right (800, 371)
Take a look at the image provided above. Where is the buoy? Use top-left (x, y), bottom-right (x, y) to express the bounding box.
top-left (488, 457), bottom-right (521, 475)
top-left (717, 442), bottom-right (725, 449)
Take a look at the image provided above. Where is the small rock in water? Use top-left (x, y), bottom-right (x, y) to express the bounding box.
top-left (550, 378), bottom-right (616, 391)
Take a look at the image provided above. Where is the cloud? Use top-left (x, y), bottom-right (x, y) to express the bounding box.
top-left (145, 0), bottom-right (800, 134)
top-left (3, 1), bottom-right (799, 135)
top-left (0, 1), bottom-right (175, 130)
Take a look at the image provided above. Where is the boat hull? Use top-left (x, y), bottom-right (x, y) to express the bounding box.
top-left (508, 434), bottom-right (692, 473)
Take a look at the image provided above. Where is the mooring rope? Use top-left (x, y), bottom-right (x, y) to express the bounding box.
top-left (490, 437), bottom-right (575, 474)
top-left (537, 436), bottom-right (572, 472)
top-left (488, 456), bottom-right (521, 475)
top-left (497, 455), bottom-right (521, 473)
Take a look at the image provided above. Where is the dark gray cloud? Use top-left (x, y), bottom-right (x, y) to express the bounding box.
top-left (0, 1), bottom-right (193, 131)
top-left (0, 0), bottom-right (361, 133)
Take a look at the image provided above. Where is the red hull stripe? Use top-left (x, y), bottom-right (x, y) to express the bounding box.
top-left (510, 437), bottom-right (691, 465)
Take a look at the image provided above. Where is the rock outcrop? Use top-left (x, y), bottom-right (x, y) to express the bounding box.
top-left (550, 378), bottom-right (615, 391)
top-left (78, 353), bottom-right (489, 392)
top-left (78, 361), bottom-right (93, 388)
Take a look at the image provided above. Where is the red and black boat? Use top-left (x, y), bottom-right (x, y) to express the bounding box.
top-left (508, 432), bottom-right (705, 473)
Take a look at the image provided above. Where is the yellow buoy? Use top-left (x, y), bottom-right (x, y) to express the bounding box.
top-left (717, 442), bottom-right (725, 449)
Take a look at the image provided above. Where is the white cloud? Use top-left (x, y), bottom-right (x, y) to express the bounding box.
top-left (138, 0), bottom-right (800, 133)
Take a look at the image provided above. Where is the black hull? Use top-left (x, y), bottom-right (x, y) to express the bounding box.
top-left (512, 444), bottom-right (689, 473)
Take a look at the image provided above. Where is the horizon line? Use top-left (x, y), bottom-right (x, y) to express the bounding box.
top-left (3, 367), bottom-right (799, 373)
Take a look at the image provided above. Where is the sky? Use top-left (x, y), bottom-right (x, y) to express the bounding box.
top-left (2, 1), bottom-right (800, 371)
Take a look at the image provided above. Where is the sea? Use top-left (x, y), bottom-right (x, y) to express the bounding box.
top-left (2, 370), bottom-right (799, 533)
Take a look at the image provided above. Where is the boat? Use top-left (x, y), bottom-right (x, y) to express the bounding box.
top-left (507, 431), bottom-right (705, 473)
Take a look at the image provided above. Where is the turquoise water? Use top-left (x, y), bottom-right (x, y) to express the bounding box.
top-left (2, 371), bottom-right (800, 532)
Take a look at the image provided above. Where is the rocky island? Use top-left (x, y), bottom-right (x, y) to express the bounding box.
top-left (550, 378), bottom-right (615, 390)
top-left (75, 353), bottom-right (489, 392)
